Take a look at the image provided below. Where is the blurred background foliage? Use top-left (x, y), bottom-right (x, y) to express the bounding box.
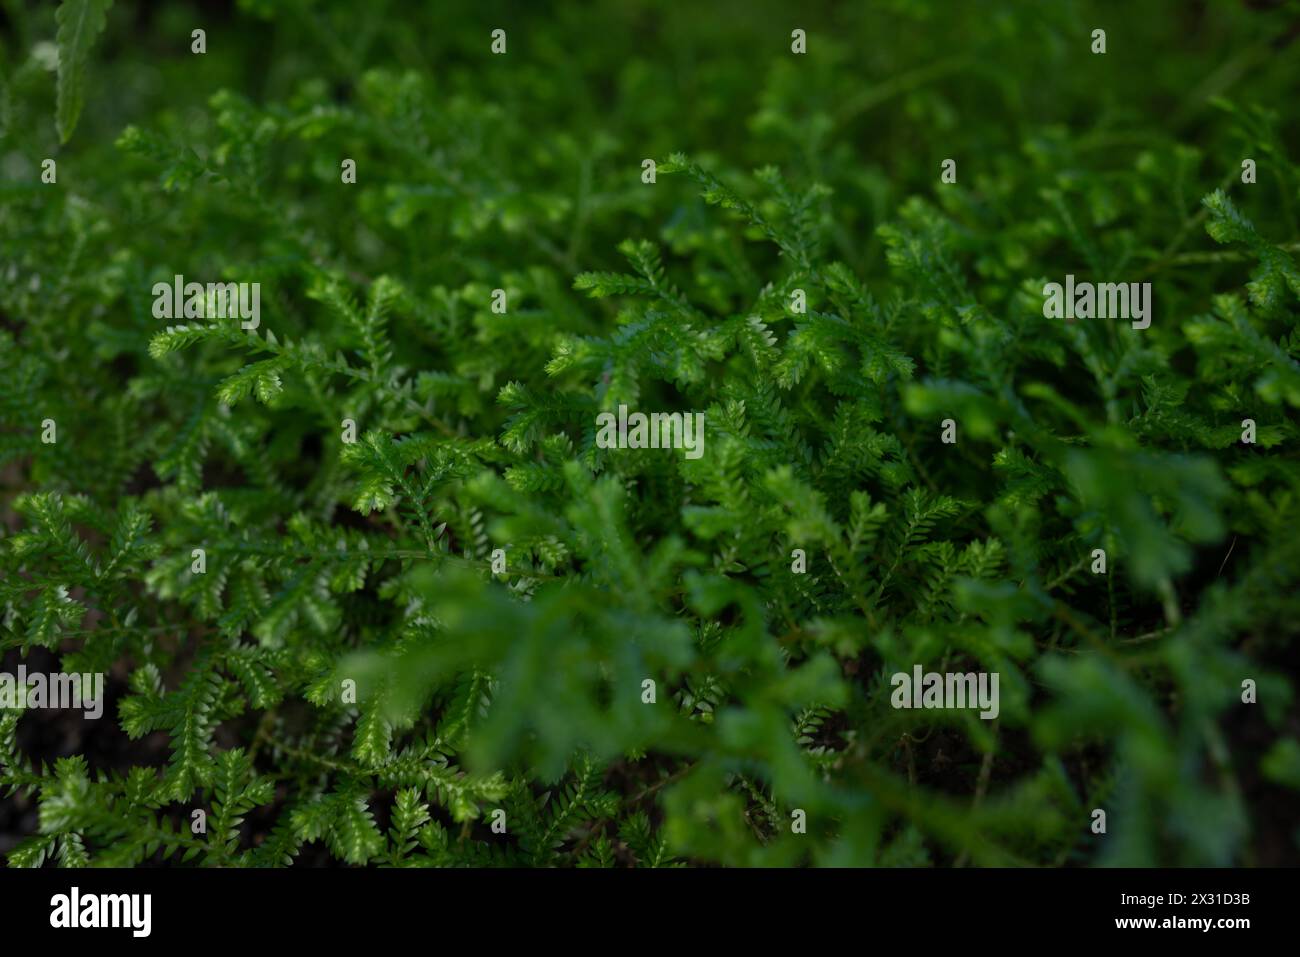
top-left (1, 0), bottom-right (1298, 867)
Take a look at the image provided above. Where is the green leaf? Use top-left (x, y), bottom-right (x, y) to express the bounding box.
top-left (55, 0), bottom-right (113, 143)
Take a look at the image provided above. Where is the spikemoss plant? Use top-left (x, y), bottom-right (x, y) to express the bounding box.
top-left (1, 0), bottom-right (1299, 868)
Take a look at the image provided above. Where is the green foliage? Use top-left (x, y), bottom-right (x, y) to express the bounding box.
top-left (54, 0), bottom-right (113, 143)
top-left (2, 0), bottom-right (1298, 869)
